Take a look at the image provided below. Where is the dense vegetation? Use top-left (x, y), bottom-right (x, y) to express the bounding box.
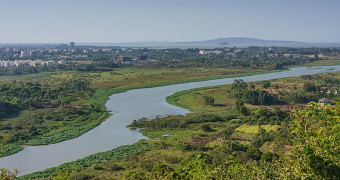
top-left (232, 79), bottom-right (280, 106)
top-left (123, 84), bottom-right (340, 179)
top-left (0, 79), bottom-right (108, 156)
top-left (0, 62), bottom-right (121, 76)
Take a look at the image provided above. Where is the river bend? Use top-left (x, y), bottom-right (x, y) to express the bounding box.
top-left (0, 65), bottom-right (339, 175)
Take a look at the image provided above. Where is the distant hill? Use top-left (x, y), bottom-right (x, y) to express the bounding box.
top-left (177, 37), bottom-right (302, 46)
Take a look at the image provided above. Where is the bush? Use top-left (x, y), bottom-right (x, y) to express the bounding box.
top-left (201, 125), bottom-right (214, 132)
top-left (262, 81), bottom-right (271, 89)
top-left (261, 152), bottom-right (278, 162)
top-left (247, 148), bottom-right (262, 161)
top-left (151, 164), bottom-right (173, 178)
top-left (92, 164), bottom-right (104, 170)
top-left (110, 163), bottom-right (124, 171)
top-left (70, 173), bottom-right (94, 180)
top-left (251, 127), bottom-right (273, 148)
top-left (203, 96), bottom-right (215, 106)
top-left (165, 156), bottom-right (181, 164)
top-left (303, 82), bottom-right (317, 92)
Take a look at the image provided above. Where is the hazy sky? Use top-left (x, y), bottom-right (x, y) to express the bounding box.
top-left (0, 0), bottom-right (339, 43)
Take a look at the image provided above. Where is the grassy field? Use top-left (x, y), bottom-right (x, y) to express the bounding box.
top-left (0, 67), bottom-right (268, 88)
top-left (166, 85), bottom-right (236, 114)
top-left (235, 124), bottom-right (280, 134)
top-left (291, 59), bottom-right (340, 67)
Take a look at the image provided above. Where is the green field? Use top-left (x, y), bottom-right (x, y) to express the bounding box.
top-left (235, 124), bottom-right (280, 134)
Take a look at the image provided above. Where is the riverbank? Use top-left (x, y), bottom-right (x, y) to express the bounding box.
top-left (2, 65), bottom-right (338, 178)
top-left (289, 59), bottom-right (340, 67)
top-left (1, 67), bottom-right (278, 157)
top-left (20, 65), bottom-right (340, 179)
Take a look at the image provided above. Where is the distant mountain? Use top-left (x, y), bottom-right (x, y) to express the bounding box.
top-left (122, 41), bottom-right (172, 44)
top-left (79, 38), bottom-right (340, 48)
top-left (177, 37), bottom-right (302, 46)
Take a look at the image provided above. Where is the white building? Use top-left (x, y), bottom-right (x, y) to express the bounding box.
top-left (58, 60), bottom-right (67, 65)
top-left (0, 61), bottom-right (14, 68)
top-left (20, 50), bottom-right (30, 58)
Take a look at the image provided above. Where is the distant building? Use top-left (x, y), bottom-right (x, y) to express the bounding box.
top-left (137, 55), bottom-right (148, 61)
top-left (0, 61), bottom-right (14, 68)
top-left (20, 50), bottom-right (30, 58)
top-left (70, 42), bottom-right (75, 49)
top-left (41, 61), bottom-right (55, 66)
top-left (58, 60), bottom-right (67, 65)
top-left (30, 51), bottom-right (37, 57)
top-left (14, 61), bottom-right (27, 67)
top-left (115, 56), bottom-right (132, 63)
top-left (199, 49), bottom-right (221, 55)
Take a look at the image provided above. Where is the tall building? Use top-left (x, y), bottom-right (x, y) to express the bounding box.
top-left (30, 50), bottom-right (37, 57)
top-left (70, 42), bottom-right (75, 49)
top-left (20, 50), bottom-right (30, 58)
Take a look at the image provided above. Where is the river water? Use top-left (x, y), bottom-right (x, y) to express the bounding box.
top-left (0, 65), bottom-right (340, 175)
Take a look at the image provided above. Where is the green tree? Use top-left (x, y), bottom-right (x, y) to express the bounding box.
top-left (303, 82), bottom-right (317, 92)
top-left (262, 81), bottom-right (271, 89)
top-left (285, 102), bottom-right (340, 179)
top-left (203, 96), bottom-right (214, 106)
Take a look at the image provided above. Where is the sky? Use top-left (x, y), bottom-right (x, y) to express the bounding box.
top-left (0, 0), bottom-right (340, 43)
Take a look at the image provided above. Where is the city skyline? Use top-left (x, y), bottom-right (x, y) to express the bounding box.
top-left (1, 0), bottom-right (340, 43)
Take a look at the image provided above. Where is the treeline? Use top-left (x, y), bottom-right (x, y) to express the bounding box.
top-left (127, 47), bottom-right (331, 70)
top-left (231, 79), bottom-right (329, 107)
top-left (128, 113), bottom-right (238, 131)
top-left (134, 55), bottom-right (314, 70)
top-left (0, 62), bottom-right (122, 76)
top-left (232, 79), bottom-right (280, 106)
top-left (0, 79), bottom-right (106, 155)
top-left (0, 80), bottom-right (92, 113)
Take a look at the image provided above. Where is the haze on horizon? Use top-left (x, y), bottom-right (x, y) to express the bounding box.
top-left (0, 0), bottom-right (340, 43)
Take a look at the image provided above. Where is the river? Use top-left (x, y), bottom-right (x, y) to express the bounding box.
top-left (0, 65), bottom-right (339, 175)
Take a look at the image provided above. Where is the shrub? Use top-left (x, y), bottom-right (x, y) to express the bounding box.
top-left (261, 152), bottom-right (278, 162)
top-left (110, 163), bottom-right (124, 171)
top-left (201, 125), bottom-right (214, 132)
top-left (203, 96), bottom-right (215, 106)
top-left (165, 156), bottom-right (181, 164)
top-left (71, 173), bottom-right (94, 180)
top-left (92, 164), bottom-right (104, 170)
top-left (247, 148), bottom-right (262, 161)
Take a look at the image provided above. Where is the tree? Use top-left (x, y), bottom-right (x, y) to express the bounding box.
top-left (303, 82), bottom-right (316, 92)
top-left (262, 81), bottom-right (270, 89)
top-left (285, 102), bottom-right (340, 179)
top-left (252, 126), bottom-right (272, 148)
top-left (232, 79), bottom-right (247, 90)
top-left (0, 138), bottom-right (18, 180)
top-left (0, 168), bottom-right (17, 180)
top-left (203, 96), bottom-right (214, 106)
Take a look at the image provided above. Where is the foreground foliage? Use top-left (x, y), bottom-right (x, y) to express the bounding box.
top-left (124, 102), bottom-right (340, 180)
